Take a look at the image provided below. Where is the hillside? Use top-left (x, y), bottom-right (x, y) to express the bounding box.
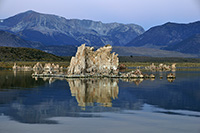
top-left (119, 56), bottom-right (200, 63)
top-left (1, 11), bottom-right (200, 57)
top-left (0, 47), bottom-right (64, 61)
top-left (163, 34), bottom-right (200, 54)
top-left (0, 30), bottom-right (195, 57)
top-left (112, 46), bottom-right (197, 57)
top-left (0, 30), bottom-right (43, 48)
top-left (39, 45), bottom-right (197, 57)
top-left (40, 45), bottom-right (78, 56)
top-left (0, 10), bottom-right (144, 46)
top-left (126, 21), bottom-right (200, 49)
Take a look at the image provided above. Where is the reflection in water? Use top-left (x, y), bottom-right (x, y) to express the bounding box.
top-left (0, 70), bottom-right (47, 89)
top-left (120, 78), bottom-right (144, 85)
top-left (40, 77), bottom-right (57, 84)
top-left (38, 73), bottom-right (176, 108)
top-left (67, 78), bottom-right (119, 107)
top-left (167, 78), bottom-right (175, 82)
top-left (0, 70), bottom-right (200, 125)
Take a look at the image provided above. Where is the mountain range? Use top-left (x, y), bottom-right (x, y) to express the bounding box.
top-left (0, 10), bottom-right (199, 57)
top-left (0, 30), bottom-right (196, 58)
top-left (126, 21), bottom-right (200, 55)
top-left (163, 34), bottom-right (200, 54)
top-left (0, 10), bottom-right (144, 46)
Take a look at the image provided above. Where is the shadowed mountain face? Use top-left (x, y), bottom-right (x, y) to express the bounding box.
top-left (163, 34), bottom-right (200, 54)
top-left (0, 29), bottom-right (197, 58)
top-left (0, 30), bottom-right (43, 48)
top-left (0, 30), bottom-right (195, 57)
top-left (126, 21), bottom-right (200, 49)
top-left (0, 10), bottom-right (144, 46)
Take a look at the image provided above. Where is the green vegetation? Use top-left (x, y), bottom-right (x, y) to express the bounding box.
top-left (119, 56), bottom-right (200, 63)
top-left (0, 46), bottom-right (64, 61)
top-left (119, 56), bottom-right (200, 68)
top-left (121, 62), bottom-right (200, 68)
top-left (0, 47), bottom-right (71, 69)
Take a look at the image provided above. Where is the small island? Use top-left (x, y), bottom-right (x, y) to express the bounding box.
top-left (31, 44), bottom-right (176, 79)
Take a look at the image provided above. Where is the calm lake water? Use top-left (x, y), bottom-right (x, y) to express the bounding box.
top-left (0, 70), bottom-right (200, 133)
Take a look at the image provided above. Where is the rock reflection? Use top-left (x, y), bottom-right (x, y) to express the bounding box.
top-left (167, 78), bottom-right (176, 82)
top-left (42, 77), bottom-right (56, 84)
top-left (67, 78), bottom-right (119, 107)
top-left (32, 72), bottom-right (176, 108)
top-left (120, 78), bottom-right (144, 85)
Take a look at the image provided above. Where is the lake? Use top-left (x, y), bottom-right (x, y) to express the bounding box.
top-left (0, 70), bottom-right (200, 133)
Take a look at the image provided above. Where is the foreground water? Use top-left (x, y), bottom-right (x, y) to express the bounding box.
top-left (0, 70), bottom-right (200, 133)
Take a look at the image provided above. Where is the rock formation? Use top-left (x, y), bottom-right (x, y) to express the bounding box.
top-left (13, 63), bottom-right (18, 70)
top-left (171, 63), bottom-right (176, 71)
top-left (67, 44), bottom-right (119, 75)
top-left (13, 63), bottom-right (32, 71)
top-left (121, 69), bottom-right (143, 78)
top-left (33, 62), bottom-right (43, 71)
top-left (145, 63), bottom-right (176, 71)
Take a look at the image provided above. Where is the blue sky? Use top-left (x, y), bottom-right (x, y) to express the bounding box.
top-left (0, 0), bottom-right (199, 30)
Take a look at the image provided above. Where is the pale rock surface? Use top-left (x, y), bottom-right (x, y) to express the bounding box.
top-left (67, 44), bottom-right (119, 75)
top-left (33, 62), bottom-right (43, 70)
top-left (171, 63), bottom-right (176, 70)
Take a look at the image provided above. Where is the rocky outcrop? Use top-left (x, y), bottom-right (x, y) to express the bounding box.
top-left (145, 63), bottom-right (176, 71)
top-left (33, 62), bottom-right (43, 71)
top-left (171, 63), bottom-right (176, 70)
top-left (13, 63), bottom-right (32, 71)
top-left (67, 44), bottom-right (119, 75)
top-left (120, 69), bottom-right (155, 79)
top-left (121, 69), bottom-right (143, 78)
top-left (44, 63), bottom-right (60, 71)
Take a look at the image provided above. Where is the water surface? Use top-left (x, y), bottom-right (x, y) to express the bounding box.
top-left (0, 70), bottom-right (200, 133)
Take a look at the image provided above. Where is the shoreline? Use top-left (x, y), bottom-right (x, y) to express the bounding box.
top-left (1, 61), bottom-right (200, 69)
top-left (31, 73), bottom-right (176, 79)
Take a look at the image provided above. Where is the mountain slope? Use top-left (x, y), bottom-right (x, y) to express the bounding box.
top-left (0, 46), bottom-right (63, 61)
top-left (38, 45), bottom-right (197, 57)
top-left (163, 34), bottom-right (200, 54)
top-left (126, 21), bottom-right (200, 48)
top-left (0, 25), bottom-right (198, 58)
top-left (0, 10), bottom-right (144, 46)
top-left (0, 30), bottom-right (43, 48)
top-left (112, 46), bottom-right (196, 57)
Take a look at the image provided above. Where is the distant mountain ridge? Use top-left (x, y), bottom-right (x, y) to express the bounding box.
top-left (0, 10), bottom-right (200, 57)
top-left (163, 34), bottom-right (200, 54)
top-left (0, 30), bottom-right (43, 48)
top-left (0, 30), bottom-right (197, 58)
top-left (126, 21), bottom-right (200, 48)
top-left (0, 10), bottom-right (145, 46)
